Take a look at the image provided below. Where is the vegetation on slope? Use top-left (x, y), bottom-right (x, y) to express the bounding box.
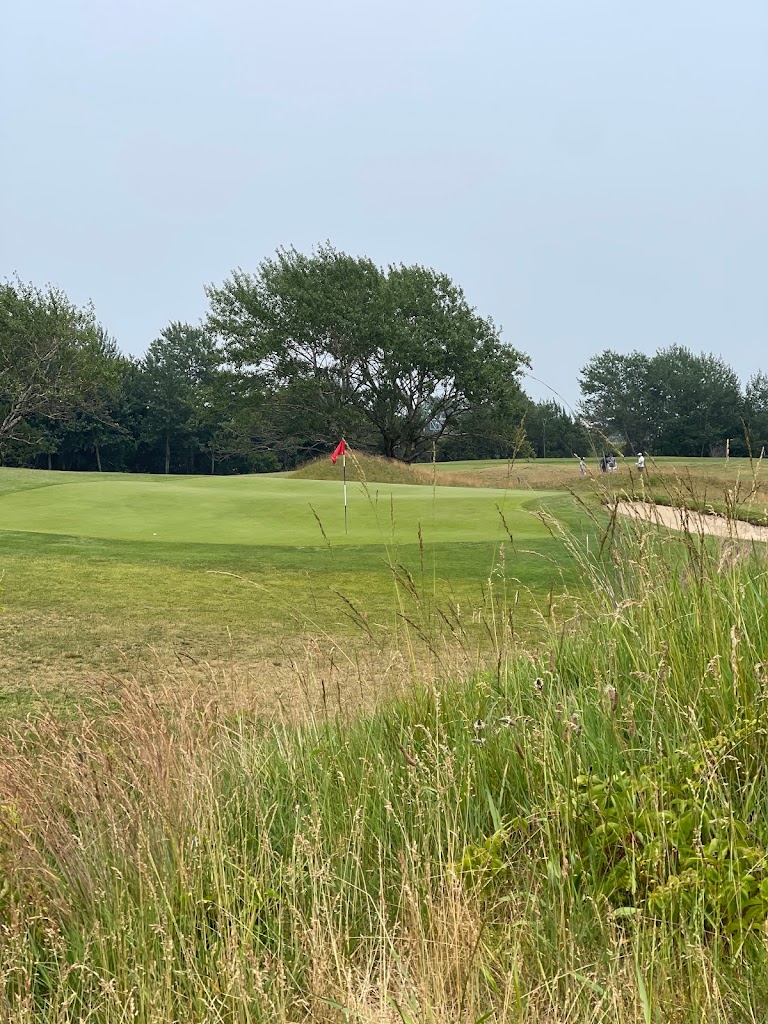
top-left (290, 451), bottom-right (433, 485)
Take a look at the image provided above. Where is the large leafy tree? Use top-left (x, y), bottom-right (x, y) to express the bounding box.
top-left (744, 372), bottom-right (768, 455)
top-left (192, 369), bottom-right (280, 474)
top-left (206, 244), bottom-right (529, 463)
top-left (141, 323), bottom-right (221, 474)
top-left (578, 350), bottom-right (656, 452)
top-left (0, 278), bottom-right (107, 456)
top-left (580, 346), bottom-right (744, 456)
top-left (648, 346), bottom-right (743, 456)
top-left (524, 399), bottom-right (593, 459)
top-left (44, 329), bottom-right (133, 471)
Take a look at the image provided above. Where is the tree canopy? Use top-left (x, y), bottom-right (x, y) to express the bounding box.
top-left (206, 245), bottom-right (530, 463)
top-left (1, 255), bottom-right (765, 474)
top-left (141, 323), bottom-right (220, 474)
top-left (523, 399), bottom-right (592, 459)
top-left (0, 279), bottom-right (108, 453)
top-left (744, 372), bottom-right (768, 455)
top-left (579, 346), bottom-right (745, 456)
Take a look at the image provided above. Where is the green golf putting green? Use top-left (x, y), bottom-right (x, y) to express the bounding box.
top-left (0, 471), bottom-right (554, 547)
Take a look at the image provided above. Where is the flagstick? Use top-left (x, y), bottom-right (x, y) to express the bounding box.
top-left (343, 449), bottom-right (348, 534)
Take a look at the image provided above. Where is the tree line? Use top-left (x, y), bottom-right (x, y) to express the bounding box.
top-left (0, 246), bottom-right (763, 474)
top-left (580, 348), bottom-right (768, 458)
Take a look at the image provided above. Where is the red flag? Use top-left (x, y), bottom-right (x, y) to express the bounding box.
top-left (330, 438), bottom-right (346, 464)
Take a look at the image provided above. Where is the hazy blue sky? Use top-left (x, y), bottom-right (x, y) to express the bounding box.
top-left (2, 0), bottom-right (766, 409)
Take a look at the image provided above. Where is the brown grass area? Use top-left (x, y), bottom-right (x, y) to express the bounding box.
top-left (446, 457), bottom-right (768, 497)
top-left (292, 452), bottom-right (768, 509)
top-left (1, 626), bottom-right (541, 726)
top-left (290, 452), bottom-right (428, 485)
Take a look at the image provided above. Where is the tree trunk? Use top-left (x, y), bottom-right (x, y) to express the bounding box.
top-left (211, 451), bottom-right (215, 474)
top-left (165, 431), bottom-right (170, 474)
top-left (47, 452), bottom-right (52, 471)
top-left (94, 437), bottom-right (102, 473)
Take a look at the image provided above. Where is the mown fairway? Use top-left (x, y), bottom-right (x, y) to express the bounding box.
top-left (0, 468), bottom-right (585, 711)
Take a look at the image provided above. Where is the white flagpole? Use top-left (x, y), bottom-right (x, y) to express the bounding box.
top-left (343, 446), bottom-right (348, 534)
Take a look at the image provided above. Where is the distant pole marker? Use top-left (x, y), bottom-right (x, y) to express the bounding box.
top-left (330, 438), bottom-right (348, 534)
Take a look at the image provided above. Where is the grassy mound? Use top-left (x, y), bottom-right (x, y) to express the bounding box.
top-left (2, 512), bottom-right (768, 1019)
top-left (290, 450), bottom-right (434, 485)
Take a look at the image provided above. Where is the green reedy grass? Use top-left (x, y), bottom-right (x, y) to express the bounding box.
top-left (1, 506), bottom-right (768, 1020)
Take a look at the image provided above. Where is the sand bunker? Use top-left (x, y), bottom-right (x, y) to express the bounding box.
top-left (615, 501), bottom-right (768, 543)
